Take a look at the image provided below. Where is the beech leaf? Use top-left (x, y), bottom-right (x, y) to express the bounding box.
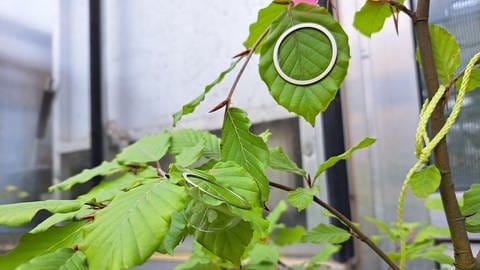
top-left (315, 137), bottom-right (375, 179)
top-left (287, 186), bottom-right (320, 211)
top-left (244, 1), bottom-right (288, 53)
top-left (456, 67), bottom-right (480, 93)
top-left (269, 146), bottom-right (306, 176)
top-left (195, 218), bottom-right (253, 264)
top-left (49, 161), bottom-right (122, 192)
top-left (172, 59), bottom-right (241, 126)
top-left (462, 184), bottom-right (480, 215)
top-left (244, 244), bottom-right (279, 270)
top-left (306, 244), bottom-right (340, 270)
top-left (302, 223), bottom-right (350, 244)
top-left (410, 165), bottom-right (441, 198)
top-left (353, 0), bottom-right (405, 37)
top-left (16, 248), bottom-right (87, 270)
top-left (0, 221), bottom-right (87, 270)
top-left (221, 107), bottom-right (270, 202)
top-left (79, 181), bottom-right (187, 270)
top-left (0, 200), bottom-right (82, 227)
top-left (272, 225), bottom-right (305, 246)
top-left (416, 25), bottom-right (460, 84)
top-left (170, 129), bottom-right (221, 161)
top-left (116, 131), bottom-right (171, 163)
top-left (259, 4), bottom-right (350, 125)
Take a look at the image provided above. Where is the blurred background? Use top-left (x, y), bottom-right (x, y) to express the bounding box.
top-left (0, 0), bottom-right (478, 269)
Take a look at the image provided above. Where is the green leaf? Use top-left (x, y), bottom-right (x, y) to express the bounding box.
top-left (353, 0), bottom-right (404, 37)
top-left (221, 107), bottom-right (270, 202)
top-left (466, 212), bottom-right (480, 233)
top-left (79, 181), bottom-right (187, 270)
top-left (49, 161), bottom-right (122, 192)
top-left (116, 131), bottom-right (171, 163)
top-left (287, 185), bottom-right (320, 211)
top-left (266, 200), bottom-right (287, 234)
top-left (244, 244), bottom-right (279, 270)
top-left (210, 161), bottom-right (262, 208)
top-left (302, 223), bottom-right (350, 244)
top-left (170, 129), bottom-right (221, 161)
top-left (414, 226), bottom-right (450, 243)
top-left (259, 129), bottom-right (272, 143)
top-left (0, 200), bottom-right (82, 227)
top-left (364, 216), bottom-right (396, 240)
top-left (456, 67), bottom-right (480, 92)
top-left (16, 248), bottom-right (87, 270)
top-left (259, 4), bottom-right (350, 125)
top-left (0, 221), bottom-right (87, 270)
top-left (172, 59), bottom-right (241, 126)
top-left (176, 142), bottom-right (205, 167)
top-left (424, 196), bottom-right (444, 211)
top-left (30, 206), bottom-right (93, 234)
top-left (175, 242), bottom-right (222, 270)
top-left (417, 25), bottom-right (460, 84)
top-left (410, 165), bottom-right (441, 198)
top-left (243, 1), bottom-right (288, 53)
top-left (30, 212), bottom-right (79, 234)
top-left (195, 218), bottom-right (253, 264)
top-left (269, 147), bottom-right (306, 176)
top-left (306, 243), bottom-right (340, 270)
top-left (78, 167), bottom-right (158, 203)
top-left (183, 171), bottom-right (252, 210)
top-left (315, 137), bottom-right (375, 179)
top-left (158, 211), bottom-right (188, 255)
top-left (410, 244), bottom-right (454, 265)
top-left (231, 206), bottom-right (268, 237)
top-left (272, 225), bottom-right (305, 246)
top-left (462, 184), bottom-right (480, 215)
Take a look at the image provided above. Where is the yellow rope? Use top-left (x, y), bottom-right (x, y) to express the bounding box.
top-left (397, 52), bottom-right (480, 270)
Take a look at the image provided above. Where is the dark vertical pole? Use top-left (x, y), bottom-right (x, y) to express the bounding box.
top-left (322, 94), bottom-right (355, 262)
top-left (89, 0), bottom-right (104, 184)
top-left (317, 0), bottom-right (354, 263)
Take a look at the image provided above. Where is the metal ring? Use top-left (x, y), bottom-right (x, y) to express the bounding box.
top-left (273, 22), bottom-right (338, 86)
top-left (182, 172), bottom-right (251, 210)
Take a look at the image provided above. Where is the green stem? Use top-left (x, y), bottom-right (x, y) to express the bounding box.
top-left (225, 28), bottom-right (270, 104)
top-left (269, 181), bottom-right (400, 270)
top-left (414, 1), bottom-right (479, 269)
top-left (386, 0), bottom-right (415, 19)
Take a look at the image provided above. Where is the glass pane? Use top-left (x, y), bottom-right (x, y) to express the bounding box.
top-left (428, 0), bottom-right (480, 190)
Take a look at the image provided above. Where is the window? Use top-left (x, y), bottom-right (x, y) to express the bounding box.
top-left (419, 0), bottom-right (480, 190)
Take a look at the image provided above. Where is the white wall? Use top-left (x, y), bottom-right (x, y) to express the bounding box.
top-left (0, 0), bottom-right (54, 232)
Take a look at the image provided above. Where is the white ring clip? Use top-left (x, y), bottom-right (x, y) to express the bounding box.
top-left (182, 172), bottom-right (251, 210)
top-left (273, 22), bottom-right (338, 86)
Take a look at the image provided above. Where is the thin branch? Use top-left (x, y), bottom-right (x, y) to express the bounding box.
top-left (382, 0), bottom-right (415, 20)
top-left (445, 58), bottom-right (480, 92)
top-left (443, 59), bottom-right (479, 106)
top-left (210, 27), bottom-right (270, 112)
top-left (414, 1), bottom-right (479, 269)
top-left (226, 27), bottom-right (270, 104)
top-left (278, 259), bottom-right (294, 269)
top-left (390, 0), bottom-right (415, 19)
top-left (269, 181), bottom-right (400, 270)
top-left (155, 160), bottom-right (167, 178)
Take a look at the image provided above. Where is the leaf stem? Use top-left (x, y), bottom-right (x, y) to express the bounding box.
top-left (269, 181), bottom-right (400, 270)
top-left (384, 0), bottom-right (415, 20)
top-left (278, 259), bottom-right (294, 269)
top-left (226, 27), bottom-right (270, 103)
top-left (210, 27), bottom-right (270, 112)
top-left (155, 161), bottom-right (167, 178)
top-left (445, 59), bottom-right (480, 93)
top-left (414, 1), bottom-right (479, 269)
